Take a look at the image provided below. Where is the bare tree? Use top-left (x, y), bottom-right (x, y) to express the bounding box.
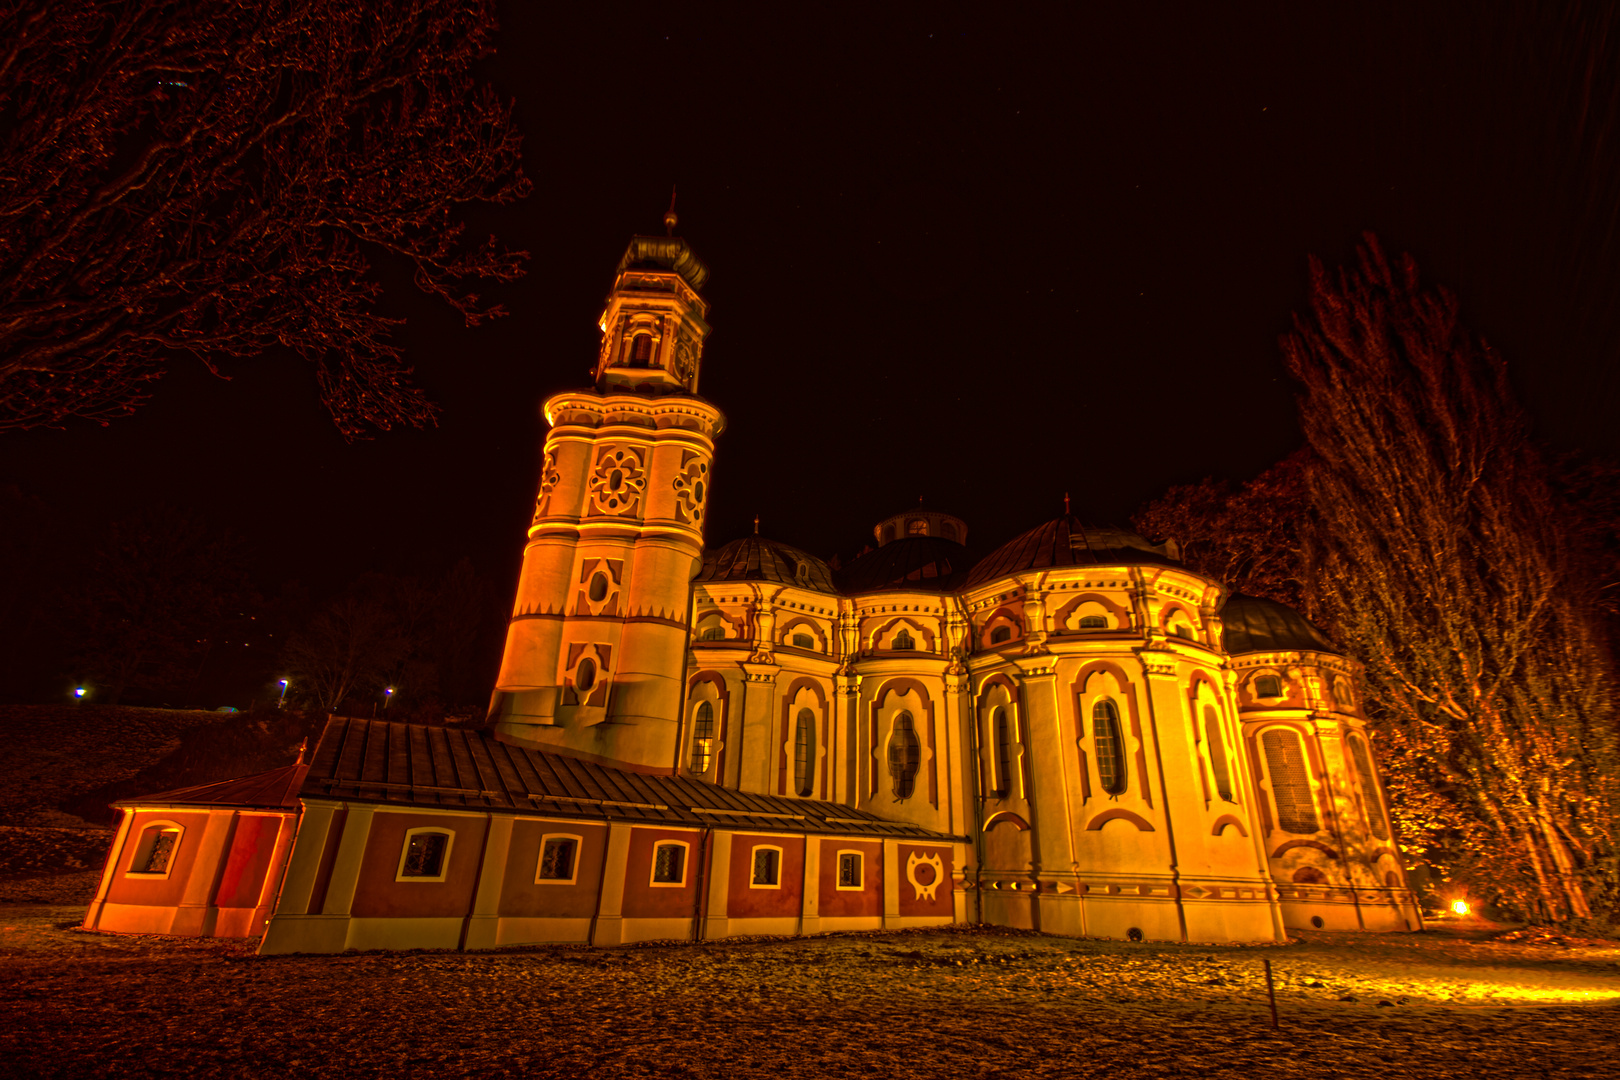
top-left (1282, 234), bottom-right (1619, 920)
top-left (0, 0), bottom-right (529, 438)
top-left (280, 592), bottom-right (401, 712)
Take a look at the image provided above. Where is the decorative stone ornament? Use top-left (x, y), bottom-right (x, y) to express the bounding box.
top-left (907, 851), bottom-right (944, 902)
top-left (588, 445), bottom-right (647, 517)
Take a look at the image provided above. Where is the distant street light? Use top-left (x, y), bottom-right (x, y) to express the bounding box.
top-left (384, 687), bottom-right (395, 710)
top-left (73, 687), bottom-right (86, 700)
top-left (278, 679), bottom-right (290, 709)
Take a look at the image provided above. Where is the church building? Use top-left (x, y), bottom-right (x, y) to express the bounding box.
top-left (83, 220), bottom-right (1421, 952)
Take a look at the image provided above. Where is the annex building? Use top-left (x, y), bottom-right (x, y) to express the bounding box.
top-left (83, 224), bottom-right (1422, 952)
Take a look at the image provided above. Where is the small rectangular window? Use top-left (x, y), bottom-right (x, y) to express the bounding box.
top-left (837, 851), bottom-right (863, 890)
top-left (537, 835), bottom-right (579, 883)
top-left (792, 633), bottom-right (815, 649)
top-left (751, 847), bottom-right (781, 887)
top-left (652, 842), bottom-right (687, 885)
top-left (401, 832), bottom-right (450, 878)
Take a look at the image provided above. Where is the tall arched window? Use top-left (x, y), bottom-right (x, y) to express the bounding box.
top-left (690, 701), bottom-right (715, 775)
top-left (991, 707), bottom-right (1013, 797)
top-left (1261, 729), bottom-right (1319, 834)
top-left (893, 628), bottom-right (914, 650)
top-left (1203, 705), bottom-right (1233, 801)
top-left (889, 712), bottom-right (921, 799)
top-left (1092, 699), bottom-right (1126, 795)
top-left (1347, 734), bottom-right (1390, 840)
top-left (794, 708), bottom-right (815, 797)
top-left (629, 334), bottom-right (653, 367)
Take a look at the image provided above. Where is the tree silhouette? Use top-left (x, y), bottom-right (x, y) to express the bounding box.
top-left (1282, 234), bottom-right (1618, 921)
top-left (0, 0), bottom-right (529, 438)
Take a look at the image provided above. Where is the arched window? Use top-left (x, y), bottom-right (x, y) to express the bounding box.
top-left (907, 518), bottom-right (928, 535)
top-left (1254, 674), bottom-right (1283, 698)
top-left (990, 625), bottom-right (1012, 645)
top-left (690, 701), bottom-right (715, 775)
top-left (574, 657), bottom-right (597, 694)
top-left (1203, 705), bottom-right (1233, 801)
top-left (128, 823), bottom-right (182, 877)
top-left (1092, 699), bottom-right (1126, 795)
top-left (940, 521), bottom-right (958, 541)
top-left (629, 334), bottom-right (653, 367)
top-left (1347, 734), bottom-right (1390, 840)
top-left (1261, 729), bottom-right (1319, 834)
top-left (791, 632), bottom-right (815, 649)
top-left (794, 708), bottom-right (815, 797)
top-left (893, 628), bottom-right (914, 650)
top-left (699, 625), bottom-right (724, 641)
top-left (1292, 866), bottom-right (1328, 884)
top-left (1079, 614), bottom-right (1107, 629)
top-left (889, 712), bottom-right (921, 799)
top-left (991, 707), bottom-right (1013, 798)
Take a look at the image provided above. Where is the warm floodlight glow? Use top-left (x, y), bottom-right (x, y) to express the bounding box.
top-left (1451, 899), bottom-right (1471, 916)
top-left (73, 687), bottom-right (85, 698)
top-left (279, 679), bottom-right (289, 687)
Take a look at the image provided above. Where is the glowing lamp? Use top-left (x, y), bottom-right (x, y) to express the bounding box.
top-left (1451, 900), bottom-right (1471, 917)
top-left (73, 687), bottom-right (86, 699)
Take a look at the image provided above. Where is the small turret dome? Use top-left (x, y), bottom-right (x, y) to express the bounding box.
top-left (1220, 594), bottom-right (1339, 654)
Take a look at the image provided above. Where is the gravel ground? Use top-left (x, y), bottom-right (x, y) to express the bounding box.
top-left (2, 882), bottom-right (1616, 1079)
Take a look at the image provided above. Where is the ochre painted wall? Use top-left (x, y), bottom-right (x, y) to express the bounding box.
top-left (350, 812), bottom-right (487, 919)
top-left (897, 843), bottom-right (954, 918)
top-left (105, 809), bottom-right (211, 908)
top-left (818, 839), bottom-right (882, 918)
top-left (725, 836), bottom-right (803, 918)
top-left (499, 820), bottom-right (607, 919)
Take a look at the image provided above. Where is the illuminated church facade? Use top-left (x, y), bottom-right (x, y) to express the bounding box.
top-left (84, 227), bottom-right (1420, 952)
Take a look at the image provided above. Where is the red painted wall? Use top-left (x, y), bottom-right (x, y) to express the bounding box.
top-left (897, 843), bottom-right (954, 918)
top-left (620, 827), bottom-right (702, 920)
top-left (350, 812), bottom-right (487, 919)
top-left (817, 839), bottom-right (882, 918)
top-left (213, 814), bottom-right (284, 909)
top-left (498, 820), bottom-right (607, 919)
top-left (725, 836), bottom-right (803, 918)
top-left (105, 810), bottom-right (211, 908)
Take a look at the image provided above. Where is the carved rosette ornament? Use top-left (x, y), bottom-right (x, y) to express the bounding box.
top-left (587, 445), bottom-right (647, 517)
top-left (533, 450), bottom-right (562, 522)
top-left (671, 452), bottom-right (709, 526)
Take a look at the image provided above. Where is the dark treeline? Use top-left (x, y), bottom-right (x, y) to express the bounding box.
top-left (0, 490), bottom-right (506, 722)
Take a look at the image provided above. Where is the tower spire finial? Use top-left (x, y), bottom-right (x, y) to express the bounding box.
top-left (1064, 492), bottom-right (1071, 515)
top-left (753, 513), bottom-right (760, 535)
top-left (664, 185), bottom-right (678, 236)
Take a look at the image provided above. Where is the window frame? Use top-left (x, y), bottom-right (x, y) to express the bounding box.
top-left (395, 827), bottom-right (455, 883)
top-left (1092, 698), bottom-right (1127, 796)
top-left (124, 821), bottom-right (184, 880)
top-left (1253, 673), bottom-right (1284, 699)
top-left (889, 711), bottom-right (922, 799)
top-left (991, 706), bottom-right (1013, 798)
top-left (535, 832), bottom-right (583, 886)
top-left (989, 624), bottom-right (1012, 645)
top-left (649, 839), bottom-right (691, 888)
top-left (1203, 704), bottom-right (1234, 802)
top-left (1261, 727), bottom-right (1320, 835)
top-left (793, 707), bottom-right (816, 797)
top-left (749, 844), bottom-right (784, 889)
top-left (835, 850), bottom-right (865, 891)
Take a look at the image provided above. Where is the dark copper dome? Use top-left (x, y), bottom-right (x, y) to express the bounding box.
top-left (835, 536), bottom-right (974, 594)
top-left (1220, 594), bottom-right (1339, 654)
top-left (964, 515), bottom-right (1178, 588)
top-left (697, 536), bottom-right (838, 592)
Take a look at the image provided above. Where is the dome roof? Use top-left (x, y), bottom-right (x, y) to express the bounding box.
top-left (696, 536), bottom-right (837, 593)
top-left (835, 536), bottom-right (975, 594)
top-left (1220, 594), bottom-right (1339, 655)
top-left (964, 515), bottom-right (1178, 588)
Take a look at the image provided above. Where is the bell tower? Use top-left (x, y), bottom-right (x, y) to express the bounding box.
top-left (490, 216), bottom-right (723, 773)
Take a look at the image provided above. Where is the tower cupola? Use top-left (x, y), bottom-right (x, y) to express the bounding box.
top-left (594, 235), bottom-right (712, 395)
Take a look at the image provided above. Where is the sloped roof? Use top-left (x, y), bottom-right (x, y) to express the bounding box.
top-left (303, 717), bottom-right (957, 841)
top-left (696, 536), bottom-right (839, 593)
top-left (835, 536), bottom-right (975, 594)
top-left (965, 515), bottom-right (1178, 588)
top-left (115, 762), bottom-right (308, 811)
top-left (1220, 594), bottom-right (1340, 655)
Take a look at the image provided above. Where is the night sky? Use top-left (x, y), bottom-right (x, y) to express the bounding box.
top-left (5, 2), bottom-right (1618, 603)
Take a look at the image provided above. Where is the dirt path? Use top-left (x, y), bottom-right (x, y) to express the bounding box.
top-left (2, 894), bottom-right (1615, 1079)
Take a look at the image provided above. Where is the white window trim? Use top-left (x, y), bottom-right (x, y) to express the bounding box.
top-left (749, 844), bottom-right (785, 890)
top-left (649, 839), bottom-right (691, 888)
top-left (535, 832), bottom-right (584, 885)
top-left (124, 820), bottom-right (184, 880)
top-left (395, 827), bottom-right (455, 883)
top-left (834, 849), bottom-right (865, 891)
